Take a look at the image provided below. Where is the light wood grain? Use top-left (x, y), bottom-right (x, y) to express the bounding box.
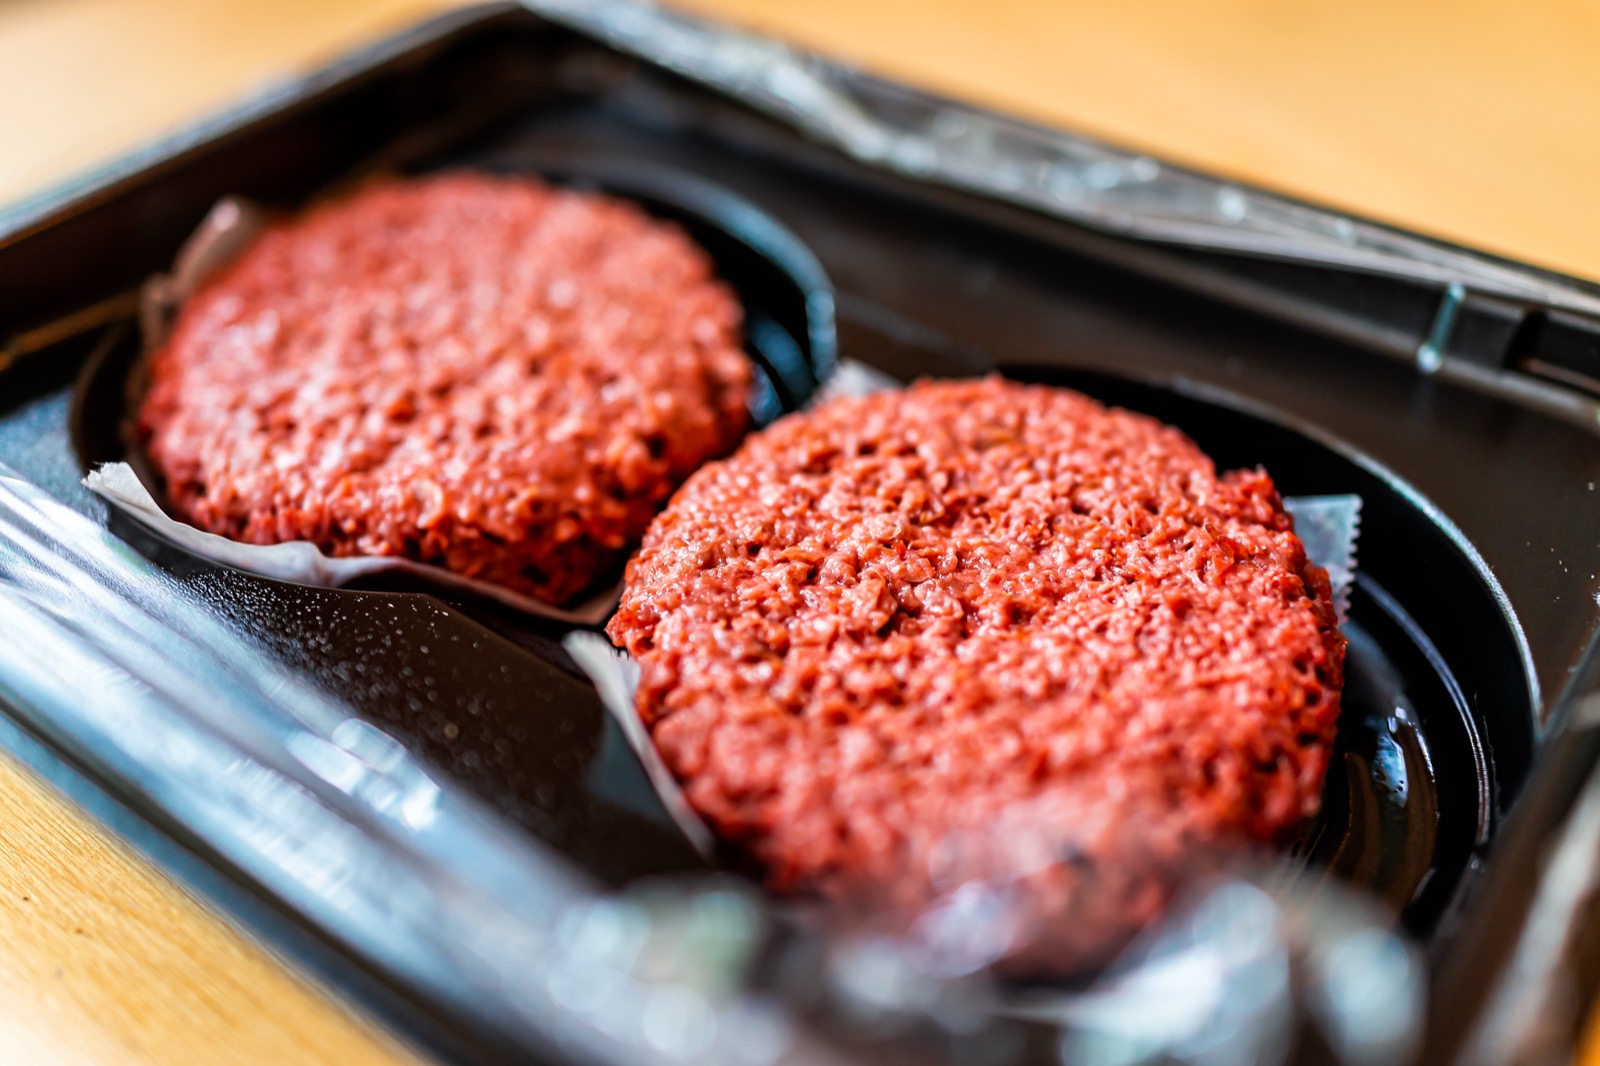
top-left (4, 0), bottom-right (1600, 279)
top-left (3, 1), bottom-right (1600, 1065)
top-left (681, 0), bottom-right (1600, 281)
top-left (0, 0), bottom-right (454, 209)
top-left (0, 749), bottom-right (424, 1066)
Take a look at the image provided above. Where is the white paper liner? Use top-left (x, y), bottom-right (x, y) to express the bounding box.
top-left (86, 462), bottom-right (621, 625)
top-left (141, 198), bottom-right (271, 351)
top-left (1284, 493), bottom-right (1362, 623)
top-left (809, 356), bottom-right (900, 403)
top-left (563, 632), bottom-right (716, 855)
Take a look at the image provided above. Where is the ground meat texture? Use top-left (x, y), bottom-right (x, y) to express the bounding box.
top-left (609, 377), bottom-right (1345, 954)
top-left (139, 173), bottom-right (751, 604)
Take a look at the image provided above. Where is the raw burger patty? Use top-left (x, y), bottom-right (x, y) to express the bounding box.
top-left (139, 173), bottom-right (751, 604)
top-left (609, 377), bottom-right (1345, 905)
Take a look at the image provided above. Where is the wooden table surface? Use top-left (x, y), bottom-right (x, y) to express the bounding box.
top-left (2, 0), bottom-right (1600, 1063)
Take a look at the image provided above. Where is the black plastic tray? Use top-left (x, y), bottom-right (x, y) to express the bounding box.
top-left (3, 4), bottom-right (1600, 1063)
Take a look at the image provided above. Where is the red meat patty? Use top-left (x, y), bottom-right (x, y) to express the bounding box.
top-left (139, 173), bottom-right (751, 604)
top-left (608, 377), bottom-right (1345, 952)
